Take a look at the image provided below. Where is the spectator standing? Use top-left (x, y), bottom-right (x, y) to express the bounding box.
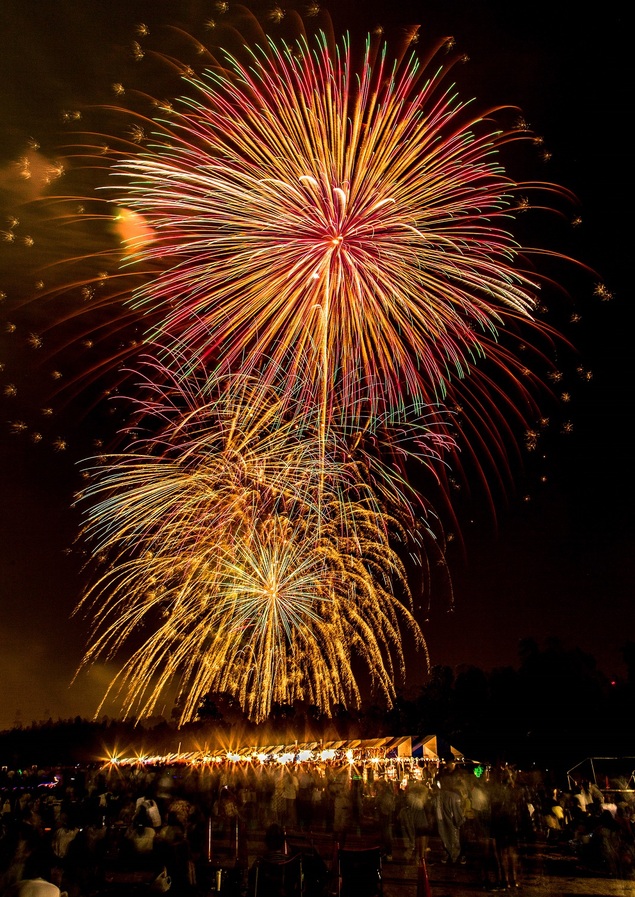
top-left (435, 775), bottom-right (466, 865)
top-left (331, 770), bottom-right (352, 845)
top-left (296, 767), bottom-right (314, 832)
top-left (124, 804), bottom-right (157, 869)
top-left (490, 778), bottom-right (522, 889)
top-left (4, 850), bottom-right (63, 897)
top-left (281, 770), bottom-right (299, 830)
top-left (376, 779), bottom-right (396, 862)
top-left (409, 782), bottom-right (435, 865)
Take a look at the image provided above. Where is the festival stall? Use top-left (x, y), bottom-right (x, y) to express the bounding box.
top-left (103, 734), bottom-right (473, 775)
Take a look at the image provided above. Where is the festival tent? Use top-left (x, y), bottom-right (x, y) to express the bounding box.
top-left (106, 734), bottom-right (472, 767)
top-left (221, 734), bottom-right (469, 763)
top-left (412, 734), bottom-right (467, 762)
top-left (567, 757), bottom-right (635, 793)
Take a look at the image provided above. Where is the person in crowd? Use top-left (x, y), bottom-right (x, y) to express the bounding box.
top-left (581, 779), bottom-right (604, 815)
top-left (397, 787), bottom-right (415, 857)
top-left (296, 766), bottom-right (314, 832)
top-left (490, 777), bottom-right (522, 889)
top-left (135, 796), bottom-right (162, 829)
top-left (166, 793), bottom-right (195, 834)
top-left (281, 770), bottom-right (299, 830)
top-left (123, 804), bottom-right (157, 867)
top-left (271, 775), bottom-right (287, 828)
top-left (4, 849), bottom-right (65, 897)
top-left (62, 819), bottom-right (107, 897)
top-left (542, 788), bottom-right (567, 841)
top-left (330, 768), bottom-right (352, 846)
top-left (376, 778), bottom-right (396, 862)
top-left (0, 826), bottom-right (42, 894)
top-left (154, 810), bottom-right (193, 893)
top-left (215, 786), bottom-right (242, 826)
top-left (435, 773), bottom-right (466, 865)
top-left (50, 814), bottom-right (79, 889)
top-left (406, 781), bottom-right (435, 865)
top-left (590, 809), bottom-right (622, 877)
top-left (349, 770), bottom-right (364, 836)
top-left (255, 769), bottom-right (276, 831)
top-left (246, 823), bottom-right (289, 894)
top-left (50, 815), bottom-right (79, 865)
top-left (310, 774), bottom-right (326, 831)
top-left (465, 777), bottom-right (499, 888)
top-left (571, 785), bottom-right (589, 820)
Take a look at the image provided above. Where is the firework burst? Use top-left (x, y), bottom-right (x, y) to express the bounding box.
top-left (103, 25), bottom-right (572, 448)
top-left (74, 367), bottom-right (430, 723)
top-left (4, 4), bottom-right (585, 723)
top-left (26, 12), bottom-right (576, 489)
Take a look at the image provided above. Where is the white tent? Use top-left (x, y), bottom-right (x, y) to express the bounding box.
top-left (107, 734), bottom-right (472, 767)
top-left (414, 734), bottom-right (467, 762)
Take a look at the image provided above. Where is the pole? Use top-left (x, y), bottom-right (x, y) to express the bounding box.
top-left (416, 858), bottom-right (432, 897)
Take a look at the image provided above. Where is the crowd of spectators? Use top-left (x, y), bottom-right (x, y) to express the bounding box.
top-left (0, 758), bottom-right (633, 895)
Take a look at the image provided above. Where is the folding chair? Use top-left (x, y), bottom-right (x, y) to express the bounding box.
top-left (252, 852), bottom-right (303, 897)
top-left (285, 835), bottom-right (329, 897)
top-left (337, 845), bottom-right (382, 897)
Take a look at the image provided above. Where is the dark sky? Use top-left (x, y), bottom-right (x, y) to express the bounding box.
top-left (0, 0), bottom-right (631, 732)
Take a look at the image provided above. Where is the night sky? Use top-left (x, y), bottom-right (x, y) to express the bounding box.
top-left (0, 0), bottom-right (631, 732)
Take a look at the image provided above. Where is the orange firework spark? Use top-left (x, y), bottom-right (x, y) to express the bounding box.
top-left (73, 367), bottom-right (435, 723)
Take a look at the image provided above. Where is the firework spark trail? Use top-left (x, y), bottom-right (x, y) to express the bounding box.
top-left (18, 9), bottom-right (581, 722)
top-left (21, 17), bottom-right (575, 497)
top-left (73, 367), bottom-right (430, 723)
top-left (106, 28), bottom-right (568, 437)
top-left (80, 502), bottom-right (418, 725)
